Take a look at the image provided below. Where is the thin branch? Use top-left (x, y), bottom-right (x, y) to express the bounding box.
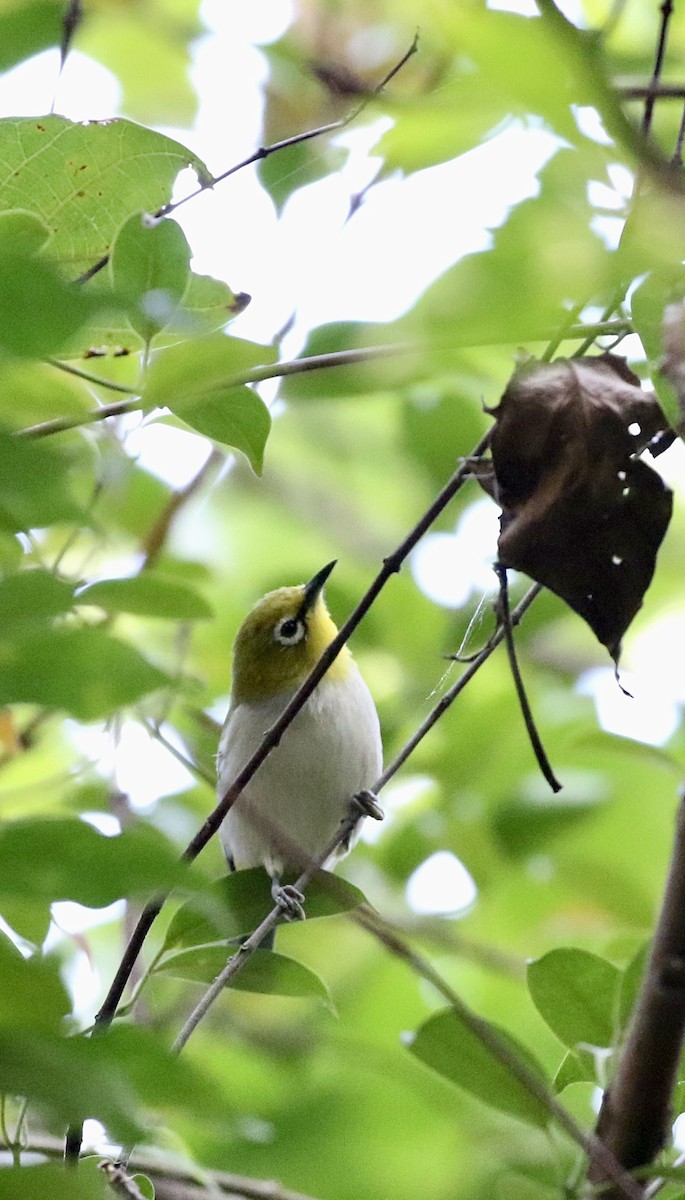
top-left (73, 35), bottom-right (419, 287)
top-left (22, 321), bottom-right (633, 440)
top-left (46, 357), bottom-right (139, 395)
top-left (673, 102), bottom-right (685, 166)
top-left (494, 564), bottom-right (561, 793)
top-left (5, 1136), bottom-right (323, 1200)
top-left (142, 720), bottom-right (215, 788)
top-left (619, 82), bottom-right (685, 101)
top-left (154, 33), bottom-right (419, 222)
top-left (171, 796), bottom-right (383, 1054)
top-left (641, 0), bottom-right (674, 137)
top-left (354, 907), bottom-right (644, 1200)
top-left (589, 787), bottom-right (685, 1197)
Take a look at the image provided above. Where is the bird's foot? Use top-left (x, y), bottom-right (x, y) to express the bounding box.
top-left (271, 879), bottom-right (306, 922)
top-left (350, 789), bottom-right (384, 822)
top-left (339, 790), bottom-right (384, 853)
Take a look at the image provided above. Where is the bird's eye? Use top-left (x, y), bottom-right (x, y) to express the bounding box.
top-left (274, 616), bottom-right (306, 646)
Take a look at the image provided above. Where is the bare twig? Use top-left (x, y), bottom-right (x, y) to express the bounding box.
top-left (494, 563), bottom-right (561, 793)
top-left (24, 321), bottom-right (633, 440)
top-left (589, 788), bottom-right (685, 1197)
top-left (154, 33), bottom-right (419, 222)
top-left (641, 0), bottom-right (674, 137)
top-left (4, 1135), bottom-right (322, 1200)
top-left (46, 357), bottom-right (139, 395)
top-left (73, 36), bottom-right (418, 287)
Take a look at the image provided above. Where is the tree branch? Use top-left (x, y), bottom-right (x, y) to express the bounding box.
top-left (4, 1135), bottom-right (323, 1200)
top-left (353, 906), bottom-right (644, 1200)
top-left (23, 320), bottom-right (632, 440)
top-left (589, 787), bottom-right (685, 1196)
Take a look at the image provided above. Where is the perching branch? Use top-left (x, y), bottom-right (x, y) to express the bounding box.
top-left (169, 583), bottom-right (543, 1053)
top-left (589, 787), bottom-right (685, 1198)
top-left (91, 430), bottom-right (493, 1043)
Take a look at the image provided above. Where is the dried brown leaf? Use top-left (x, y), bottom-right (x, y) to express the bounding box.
top-left (475, 355), bottom-right (672, 660)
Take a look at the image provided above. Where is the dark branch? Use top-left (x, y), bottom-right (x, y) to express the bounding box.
top-left (494, 563), bottom-right (561, 793)
top-left (589, 789), bottom-right (685, 1196)
top-left (642, 0), bottom-right (674, 136)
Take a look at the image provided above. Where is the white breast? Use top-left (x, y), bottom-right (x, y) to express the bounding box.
top-left (217, 667), bottom-right (382, 877)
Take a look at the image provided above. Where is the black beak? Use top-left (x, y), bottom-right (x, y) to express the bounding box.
top-left (297, 560), bottom-right (337, 618)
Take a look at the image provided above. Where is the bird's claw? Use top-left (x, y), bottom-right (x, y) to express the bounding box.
top-left (350, 789), bottom-right (384, 822)
top-left (271, 880), bottom-right (306, 922)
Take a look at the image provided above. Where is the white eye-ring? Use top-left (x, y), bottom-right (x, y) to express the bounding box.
top-left (274, 616), bottom-right (306, 646)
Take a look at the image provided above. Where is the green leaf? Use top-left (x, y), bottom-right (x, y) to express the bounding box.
top-left (0, 208), bottom-right (51, 254)
top-left (156, 945), bottom-right (330, 1000)
top-left (110, 212), bottom-right (191, 342)
top-left (142, 334), bottom-right (275, 470)
top-left (0, 626), bottom-right (170, 718)
top-left (0, 817), bottom-right (194, 907)
top-left (0, 933), bottom-right (71, 1032)
top-left (0, 115), bottom-right (210, 274)
top-left (0, 896), bottom-right (51, 945)
top-left (0, 247), bottom-right (101, 357)
top-left (130, 1176), bottom-right (155, 1200)
top-left (0, 568), bottom-right (74, 629)
top-left (0, 3), bottom-right (65, 75)
top-left (171, 386), bottom-right (271, 473)
top-left (143, 332), bottom-right (277, 407)
top-left (163, 869), bottom-right (366, 951)
top-left (76, 574), bottom-right (213, 619)
top-left (617, 940), bottom-right (649, 1032)
top-left (0, 430), bottom-right (83, 530)
top-left (0, 1022), bottom-right (220, 1144)
top-left (0, 1162), bottom-right (108, 1200)
top-left (553, 1048), bottom-right (597, 1093)
top-left (179, 271), bottom-right (251, 334)
top-left (409, 1009), bottom-right (551, 1128)
top-left (631, 269), bottom-right (684, 435)
top-left (527, 949), bottom-right (621, 1050)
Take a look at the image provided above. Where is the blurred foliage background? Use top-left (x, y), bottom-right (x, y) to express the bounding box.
top-left (1, 1), bottom-right (685, 1198)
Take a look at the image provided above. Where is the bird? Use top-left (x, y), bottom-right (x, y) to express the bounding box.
top-left (217, 560), bottom-right (383, 928)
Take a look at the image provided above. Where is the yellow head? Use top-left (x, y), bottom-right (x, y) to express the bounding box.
top-left (231, 561), bottom-right (351, 704)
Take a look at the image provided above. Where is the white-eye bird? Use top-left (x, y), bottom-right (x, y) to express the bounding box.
top-left (217, 561), bottom-right (382, 920)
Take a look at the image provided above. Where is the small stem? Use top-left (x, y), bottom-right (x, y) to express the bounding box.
top-left (494, 563), bottom-right (561, 793)
top-left (642, 0), bottom-right (674, 137)
top-left (46, 357), bottom-right (139, 394)
top-left (21, 322), bottom-right (633, 440)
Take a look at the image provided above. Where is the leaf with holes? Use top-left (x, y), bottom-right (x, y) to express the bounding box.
top-left (472, 354), bottom-right (673, 660)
